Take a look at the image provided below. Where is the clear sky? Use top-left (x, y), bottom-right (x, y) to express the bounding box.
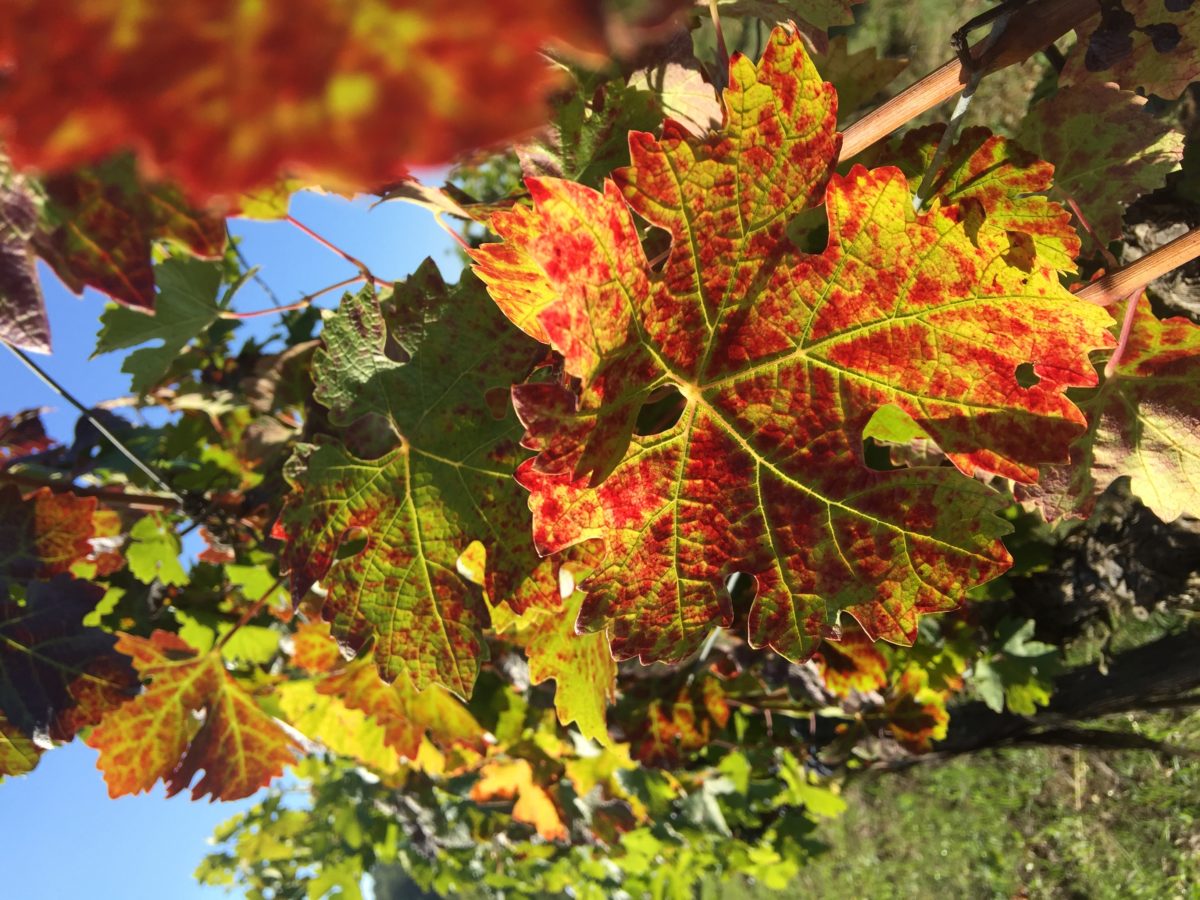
top-left (0, 184), bottom-right (459, 898)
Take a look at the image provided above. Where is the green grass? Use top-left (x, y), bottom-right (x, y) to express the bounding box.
top-left (728, 711), bottom-right (1200, 899)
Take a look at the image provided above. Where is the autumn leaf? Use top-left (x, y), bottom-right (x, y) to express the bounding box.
top-left (313, 656), bottom-right (487, 760)
top-left (276, 679), bottom-right (404, 775)
top-left (1016, 83), bottom-right (1184, 245)
top-left (0, 577), bottom-right (135, 765)
top-left (86, 631), bottom-right (296, 800)
top-left (493, 579), bottom-right (617, 745)
top-left (812, 621), bottom-right (888, 697)
top-left (1027, 299), bottom-right (1200, 524)
top-left (33, 155), bottom-right (226, 310)
top-left (1063, 0), bottom-right (1200, 100)
top-left (477, 29), bottom-right (1113, 666)
top-left (873, 124), bottom-right (1081, 275)
top-left (289, 620), bottom-right (344, 674)
top-left (470, 758), bottom-right (568, 841)
top-left (0, 0), bottom-right (617, 200)
top-left (277, 262), bottom-right (542, 696)
top-left (625, 674), bottom-right (731, 767)
top-left (0, 713), bottom-right (40, 776)
top-left (0, 485), bottom-right (97, 580)
top-left (884, 666), bottom-right (949, 753)
top-left (0, 408), bottom-right (52, 460)
top-left (0, 163), bottom-right (47, 352)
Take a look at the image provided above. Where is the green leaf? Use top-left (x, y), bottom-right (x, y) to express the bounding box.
top-left (277, 263), bottom-right (542, 696)
top-left (94, 255), bottom-right (224, 393)
top-left (125, 514), bottom-right (189, 587)
top-left (974, 618), bottom-right (1061, 716)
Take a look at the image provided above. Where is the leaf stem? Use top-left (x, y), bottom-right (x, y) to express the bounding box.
top-left (1104, 288), bottom-right (1144, 379)
top-left (1065, 196), bottom-right (1118, 269)
top-left (214, 575), bottom-right (285, 653)
top-left (286, 215), bottom-right (388, 286)
top-left (219, 275), bottom-right (365, 319)
top-left (0, 469), bottom-right (180, 509)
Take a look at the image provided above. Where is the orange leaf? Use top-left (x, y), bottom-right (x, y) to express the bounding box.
top-left (86, 631), bottom-right (296, 800)
top-left (470, 759), bottom-right (568, 841)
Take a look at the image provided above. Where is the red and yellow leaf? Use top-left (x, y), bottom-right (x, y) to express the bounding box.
top-left (493, 577), bottom-right (617, 745)
top-left (871, 124), bottom-right (1081, 275)
top-left (0, 0), bottom-right (615, 200)
top-left (289, 620), bottom-right (344, 675)
top-left (884, 666), bottom-right (949, 753)
top-left (626, 674), bottom-right (730, 767)
top-left (476, 29), bottom-right (1113, 666)
top-left (812, 621), bottom-right (888, 697)
top-left (0, 408), bottom-right (52, 461)
top-left (86, 631), bottom-right (296, 800)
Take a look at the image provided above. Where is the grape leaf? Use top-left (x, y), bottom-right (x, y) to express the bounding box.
top-left (0, 0), bottom-right (615, 200)
top-left (0, 485), bottom-right (97, 581)
top-left (973, 617), bottom-right (1060, 716)
top-left (1064, 0), bottom-right (1200, 100)
top-left (812, 621), bottom-right (888, 697)
top-left (470, 759), bottom-right (568, 841)
top-left (315, 656), bottom-right (487, 760)
top-left (0, 576), bottom-right (134, 747)
top-left (626, 675), bottom-right (730, 767)
top-left (93, 256), bottom-right (223, 394)
top-left (872, 124), bottom-right (1081, 275)
top-left (885, 666), bottom-right (949, 753)
top-left (0, 713), bottom-right (40, 776)
top-left (1028, 300), bottom-right (1200, 523)
top-left (0, 408), bottom-right (52, 461)
top-left (33, 155), bottom-right (226, 310)
top-left (277, 264), bottom-right (541, 696)
top-left (628, 35), bottom-right (723, 139)
top-left (125, 514), bottom-right (189, 588)
top-left (290, 620), bottom-right (344, 674)
top-left (516, 76), bottom-right (662, 189)
top-left (1016, 83), bottom-right (1184, 245)
top-left (493, 584), bottom-right (617, 745)
top-left (477, 30), bottom-right (1114, 665)
top-left (276, 679), bottom-right (404, 775)
top-left (0, 164), bottom-right (48, 352)
top-left (86, 630), bottom-right (297, 800)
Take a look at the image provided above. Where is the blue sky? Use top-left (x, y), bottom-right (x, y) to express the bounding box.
top-left (0, 185), bottom-right (459, 898)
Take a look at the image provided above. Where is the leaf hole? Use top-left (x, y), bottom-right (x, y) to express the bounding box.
top-left (643, 226), bottom-right (672, 272)
top-left (335, 526), bottom-right (369, 560)
top-left (634, 385), bottom-right (686, 436)
top-left (1015, 363), bottom-right (1040, 389)
top-left (862, 437), bottom-right (900, 472)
